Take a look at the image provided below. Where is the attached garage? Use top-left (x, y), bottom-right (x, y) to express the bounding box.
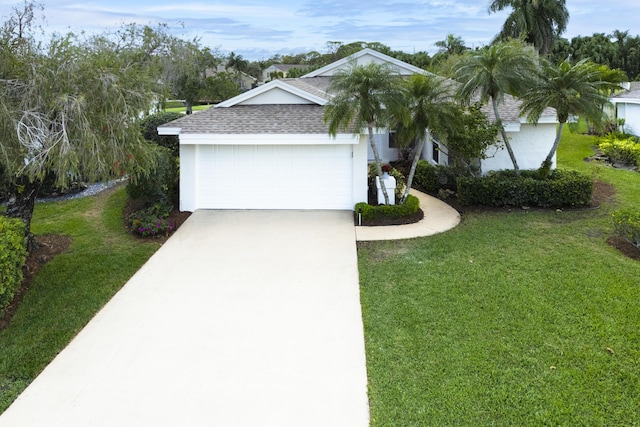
top-left (193, 144), bottom-right (354, 210)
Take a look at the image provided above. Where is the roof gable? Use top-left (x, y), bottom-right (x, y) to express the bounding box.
top-left (217, 79), bottom-right (327, 107)
top-left (302, 48), bottom-right (428, 78)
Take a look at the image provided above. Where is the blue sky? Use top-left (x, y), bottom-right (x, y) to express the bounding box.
top-left (0, 0), bottom-right (637, 60)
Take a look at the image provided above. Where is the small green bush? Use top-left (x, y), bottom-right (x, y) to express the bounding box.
top-left (126, 145), bottom-right (178, 208)
top-left (597, 135), bottom-right (640, 167)
top-left (457, 169), bottom-right (593, 208)
top-left (0, 216), bottom-right (27, 312)
top-left (139, 112), bottom-right (182, 156)
top-left (612, 209), bottom-right (640, 248)
top-left (414, 160), bottom-right (458, 193)
top-left (127, 203), bottom-right (176, 237)
top-left (355, 194), bottom-right (420, 222)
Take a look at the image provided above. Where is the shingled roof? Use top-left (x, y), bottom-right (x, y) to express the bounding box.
top-left (160, 104), bottom-right (333, 134)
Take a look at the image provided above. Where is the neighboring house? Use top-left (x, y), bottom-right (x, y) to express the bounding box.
top-left (609, 82), bottom-right (640, 135)
top-left (208, 65), bottom-right (257, 91)
top-left (262, 64), bottom-right (310, 81)
top-left (159, 48), bottom-right (557, 212)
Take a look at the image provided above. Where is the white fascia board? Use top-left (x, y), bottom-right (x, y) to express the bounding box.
top-left (217, 80), bottom-right (326, 107)
top-left (158, 127), bottom-right (181, 135)
top-left (503, 122), bottom-right (521, 132)
top-left (519, 115), bottom-right (558, 125)
top-left (610, 98), bottom-right (640, 105)
top-left (179, 133), bottom-right (358, 145)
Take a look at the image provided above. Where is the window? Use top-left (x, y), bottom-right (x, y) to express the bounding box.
top-left (389, 131), bottom-right (397, 149)
top-left (432, 141), bottom-right (439, 163)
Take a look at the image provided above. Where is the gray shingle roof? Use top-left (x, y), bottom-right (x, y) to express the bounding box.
top-left (612, 83), bottom-right (640, 100)
top-left (160, 104), bottom-right (335, 134)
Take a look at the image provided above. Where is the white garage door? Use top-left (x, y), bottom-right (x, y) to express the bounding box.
top-left (196, 144), bottom-right (353, 209)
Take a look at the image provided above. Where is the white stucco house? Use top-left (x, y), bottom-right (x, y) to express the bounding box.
top-left (609, 82), bottom-right (640, 135)
top-left (159, 48), bottom-right (557, 212)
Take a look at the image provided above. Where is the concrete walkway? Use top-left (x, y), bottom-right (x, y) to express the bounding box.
top-left (355, 189), bottom-right (461, 241)
top-left (0, 211), bottom-right (369, 427)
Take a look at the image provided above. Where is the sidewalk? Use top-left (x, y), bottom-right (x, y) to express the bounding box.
top-left (355, 189), bottom-right (461, 241)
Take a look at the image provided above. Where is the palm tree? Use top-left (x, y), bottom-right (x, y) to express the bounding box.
top-left (324, 62), bottom-right (408, 204)
top-left (395, 74), bottom-right (459, 203)
top-left (435, 34), bottom-right (468, 56)
top-left (453, 39), bottom-right (538, 175)
top-left (520, 58), bottom-right (615, 176)
top-left (489, 0), bottom-right (569, 56)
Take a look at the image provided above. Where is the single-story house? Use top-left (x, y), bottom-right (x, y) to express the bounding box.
top-left (159, 48), bottom-right (557, 212)
top-left (609, 82), bottom-right (640, 135)
top-left (262, 64), bottom-right (310, 81)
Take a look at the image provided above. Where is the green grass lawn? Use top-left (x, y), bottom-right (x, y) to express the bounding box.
top-left (0, 186), bottom-right (160, 412)
top-left (164, 104), bottom-right (212, 114)
top-left (360, 130), bottom-right (640, 425)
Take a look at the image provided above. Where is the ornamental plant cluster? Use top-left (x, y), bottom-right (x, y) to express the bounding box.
top-left (0, 216), bottom-right (27, 313)
top-left (612, 209), bottom-right (640, 248)
top-left (356, 194), bottom-right (420, 223)
top-left (127, 203), bottom-right (176, 238)
top-left (597, 134), bottom-right (640, 167)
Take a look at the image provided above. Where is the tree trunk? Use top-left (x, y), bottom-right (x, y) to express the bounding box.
top-left (540, 121), bottom-right (565, 178)
top-left (368, 125), bottom-right (390, 205)
top-left (400, 135), bottom-right (427, 204)
top-left (492, 97), bottom-right (520, 176)
top-left (6, 179), bottom-right (42, 252)
top-left (185, 100), bottom-right (193, 115)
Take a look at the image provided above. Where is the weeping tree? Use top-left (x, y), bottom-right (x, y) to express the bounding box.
top-left (0, 14), bottom-right (158, 250)
top-left (324, 62), bottom-right (408, 205)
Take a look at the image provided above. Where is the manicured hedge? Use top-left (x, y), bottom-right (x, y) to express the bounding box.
top-left (355, 194), bottom-right (420, 222)
top-left (414, 160), bottom-right (458, 193)
top-left (457, 169), bottom-right (593, 208)
top-left (0, 216), bottom-right (27, 312)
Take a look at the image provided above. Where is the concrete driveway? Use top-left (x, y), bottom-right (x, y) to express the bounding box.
top-left (0, 210), bottom-right (370, 427)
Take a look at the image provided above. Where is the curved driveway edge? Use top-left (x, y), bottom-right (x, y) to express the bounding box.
top-left (0, 210), bottom-right (369, 427)
top-left (356, 189), bottom-right (461, 241)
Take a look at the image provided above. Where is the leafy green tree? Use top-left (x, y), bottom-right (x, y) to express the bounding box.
top-left (226, 52), bottom-right (249, 90)
top-left (520, 59), bottom-right (615, 176)
top-left (489, 0), bottom-right (569, 55)
top-left (204, 71), bottom-right (240, 101)
top-left (435, 34), bottom-right (468, 56)
top-left (0, 10), bottom-right (158, 249)
top-left (453, 39), bottom-right (538, 175)
top-left (395, 74), bottom-right (460, 203)
top-left (324, 62), bottom-right (408, 204)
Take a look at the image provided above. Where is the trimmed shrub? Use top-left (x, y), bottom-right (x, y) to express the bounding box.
top-left (612, 209), bottom-right (640, 248)
top-left (139, 112), bottom-right (182, 156)
top-left (355, 194), bottom-right (420, 222)
top-left (414, 160), bottom-right (458, 193)
top-left (457, 169), bottom-right (593, 208)
top-left (0, 216), bottom-right (27, 313)
top-left (597, 135), bottom-right (640, 167)
top-left (126, 145), bottom-right (178, 208)
top-left (127, 203), bottom-right (176, 237)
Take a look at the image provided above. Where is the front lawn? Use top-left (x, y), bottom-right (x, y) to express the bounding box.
top-left (0, 186), bottom-right (160, 412)
top-left (360, 131), bottom-right (640, 425)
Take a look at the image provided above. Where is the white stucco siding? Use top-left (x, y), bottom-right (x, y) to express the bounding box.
top-left (618, 102), bottom-right (640, 135)
top-left (179, 144), bottom-right (198, 212)
top-left (481, 122), bottom-right (557, 173)
top-left (237, 87), bottom-right (315, 105)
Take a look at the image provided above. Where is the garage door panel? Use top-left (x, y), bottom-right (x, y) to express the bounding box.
top-left (195, 144), bottom-right (353, 210)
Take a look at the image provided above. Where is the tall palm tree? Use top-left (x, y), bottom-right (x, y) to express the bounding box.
top-left (520, 58), bottom-right (615, 176)
top-left (453, 40), bottom-right (538, 175)
top-left (395, 74), bottom-right (459, 203)
top-left (324, 62), bottom-right (408, 204)
top-left (489, 0), bottom-right (569, 56)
